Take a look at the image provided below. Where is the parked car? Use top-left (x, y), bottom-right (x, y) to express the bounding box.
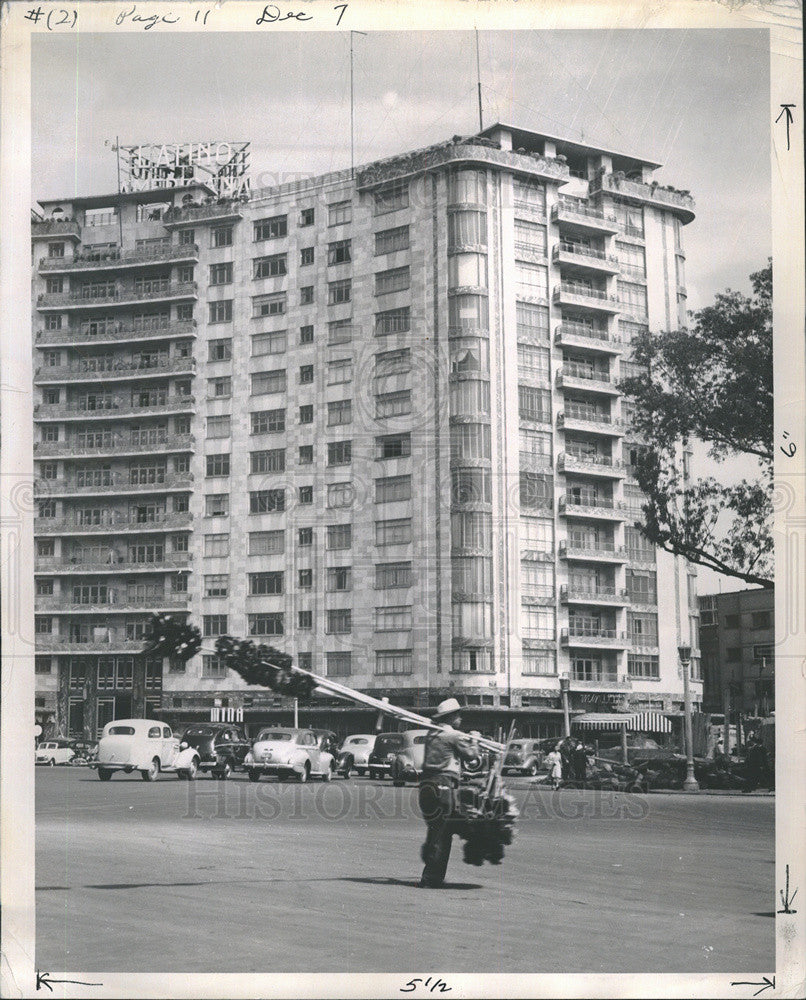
top-left (389, 729), bottom-right (430, 786)
top-left (310, 729), bottom-right (342, 761)
top-left (502, 739), bottom-right (545, 776)
top-left (367, 731), bottom-right (407, 780)
top-left (245, 728), bottom-right (335, 783)
top-left (337, 734), bottom-right (377, 777)
top-left (35, 739), bottom-right (75, 766)
top-left (68, 738), bottom-right (98, 765)
top-left (94, 719), bottom-right (200, 781)
top-left (180, 724), bottom-right (251, 779)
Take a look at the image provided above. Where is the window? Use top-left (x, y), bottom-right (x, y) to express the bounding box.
top-left (376, 474), bottom-right (411, 504)
top-left (35, 616), bottom-right (52, 635)
top-left (453, 556), bottom-right (493, 595)
top-left (298, 527), bottom-right (314, 546)
top-left (248, 613), bottom-right (284, 636)
top-left (375, 266), bottom-right (410, 296)
top-left (327, 319), bottom-right (353, 345)
top-left (753, 644), bottom-right (774, 663)
top-left (375, 348), bottom-right (411, 376)
top-left (207, 415), bottom-right (231, 439)
top-left (514, 219), bottom-right (546, 255)
top-left (299, 404), bottom-right (314, 424)
top-left (375, 650), bottom-right (413, 675)
top-left (522, 651), bottom-right (556, 676)
top-left (253, 254), bottom-right (287, 279)
top-left (752, 611), bottom-right (772, 630)
top-left (327, 239), bottom-right (352, 265)
top-left (38, 499), bottom-right (56, 518)
top-left (376, 390), bottom-right (411, 419)
top-left (450, 379), bottom-right (490, 417)
top-left (327, 359), bottom-right (353, 385)
top-left (299, 207), bottom-right (314, 227)
top-left (514, 262), bottom-right (548, 298)
top-left (202, 655), bottom-right (228, 678)
top-left (209, 300), bottom-right (233, 324)
top-left (373, 182), bottom-right (409, 215)
top-left (375, 606), bottom-right (412, 632)
top-left (203, 614), bottom-right (228, 636)
top-left (249, 572), bottom-right (284, 595)
top-left (451, 647), bottom-right (494, 673)
top-left (520, 472), bottom-right (552, 511)
top-left (375, 562), bottom-right (411, 589)
top-left (209, 262), bottom-right (233, 285)
top-left (376, 433), bottom-right (411, 460)
top-left (625, 525), bottom-right (655, 562)
top-left (518, 385), bottom-right (550, 422)
top-left (520, 560), bottom-right (554, 600)
top-left (204, 574), bottom-right (229, 598)
top-left (204, 534), bottom-right (229, 557)
top-left (298, 610), bottom-right (313, 630)
top-left (627, 611), bottom-right (659, 644)
top-left (208, 376), bottom-right (232, 398)
top-left (326, 524), bottom-right (352, 550)
top-left (521, 605), bottom-right (555, 640)
top-left (517, 344), bottom-right (550, 380)
top-left (206, 453), bottom-right (230, 478)
top-left (327, 566), bottom-right (352, 592)
top-left (513, 178), bottom-right (546, 213)
top-left (37, 540), bottom-right (55, 557)
top-left (628, 654), bottom-right (660, 679)
top-left (47, 241), bottom-right (65, 258)
top-left (251, 369), bottom-right (286, 395)
top-left (328, 200), bottom-right (352, 226)
top-left (300, 286), bottom-right (314, 305)
top-left (300, 324), bottom-right (314, 344)
top-left (376, 518), bottom-right (411, 546)
top-left (626, 569), bottom-right (657, 604)
top-left (298, 445), bottom-right (314, 465)
top-left (250, 489), bottom-right (285, 513)
top-left (615, 202), bottom-right (644, 237)
top-left (299, 365), bottom-right (314, 384)
top-left (211, 226), bottom-right (233, 248)
top-left (451, 511), bottom-right (492, 549)
top-left (254, 215), bottom-right (288, 241)
top-left (327, 482), bottom-right (354, 508)
top-left (44, 315), bottom-right (62, 331)
top-left (449, 169), bottom-right (487, 205)
top-left (299, 485), bottom-right (313, 504)
top-left (252, 330), bottom-right (287, 356)
top-left (448, 211), bottom-right (487, 247)
top-left (620, 320), bottom-right (649, 346)
top-left (249, 530), bottom-right (284, 555)
top-left (35, 655), bottom-right (53, 674)
top-left (299, 568), bottom-right (313, 588)
top-left (252, 293), bottom-right (286, 318)
top-left (327, 399), bottom-right (352, 426)
top-left (699, 594), bottom-right (717, 626)
top-left (326, 652), bottom-right (351, 677)
top-left (375, 306), bottom-right (411, 336)
top-left (450, 423), bottom-right (491, 461)
top-left (251, 449), bottom-right (285, 474)
top-left (208, 338), bottom-right (232, 362)
top-left (36, 578), bottom-right (54, 595)
top-left (205, 494), bottom-right (229, 517)
top-left (617, 241), bottom-right (646, 279)
top-left (326, 609), bottom-right (352, 634)
top-left (46, 277), bottom-right (63, 294)
top-left (179, 228), bottom-right (196, 246)
top-left (328, 278), bottom-right (351, 305)
top-left (300, 247), bottom-right (315, 266)
top-left (448, 294), bottom-right (489, 332)
top-left (251, 408), bottom-right (285, 434)
top-left (375, 224), bottom-right (410, 255)
top-left (618, 281), bottom-right (648, 317)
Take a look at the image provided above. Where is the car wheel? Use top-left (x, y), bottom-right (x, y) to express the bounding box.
top-left (48, 758), bottom-right (56, 767)
top-left (185, 758), bottom-right (199, 781)
top-left (526, 761), bottom-right (538, 777)
top-left (247, 769), bottom-right (261, 783)
top-left (141, 758), bottom-right (160, 782)
top-left (297, 762), bottom-right (310, 784)
top-left (215, 763), bottom-right (232, 780)
top-left (356, 768), bottom-right (365, 777)
top-left (322, 762), bottom-right (334, 783)
top-left (97, 767), bottom-right (113, 781)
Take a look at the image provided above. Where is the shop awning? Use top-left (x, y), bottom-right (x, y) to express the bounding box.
top-left (573, 712), bottom-right (673, 733)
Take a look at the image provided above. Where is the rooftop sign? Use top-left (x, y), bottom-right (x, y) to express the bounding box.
top-left (117, 142), bottom-right (250, 199)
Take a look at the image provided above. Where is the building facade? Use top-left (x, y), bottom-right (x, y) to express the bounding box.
top-left (32, 123), bottom-right (701, 738)
top-left (699, 587), bottom-right (775, 719)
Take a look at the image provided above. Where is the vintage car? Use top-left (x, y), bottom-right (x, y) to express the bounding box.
top-left (389, 729), bottom-right (430, 786)
top-left (502, 739), bottom-right (545, 776)
top-left (94, 719), bottom-right (201, 781)
top-left (35, 739), bottom-right (75, 766)
top-left (180, 724), bottom-right (251, 779)
top-left (310, 729), bottom-right (342, 761)
top-left (244, 728), bottom-right (336, 783)
top-left (68, 738), bottom-right (98, 765)
top-left (337, 734), bottom-right (377, 777)
top-left (367, 731), bottom-right (407, 780)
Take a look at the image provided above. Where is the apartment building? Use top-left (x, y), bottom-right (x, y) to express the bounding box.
top-left (32, 124), bottom-right (701, 738)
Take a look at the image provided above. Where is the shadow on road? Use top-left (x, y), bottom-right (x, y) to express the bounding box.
top-left (340, 876), bottom-right (483, 890)
top-left (37, 874), bottom-right (484, 892)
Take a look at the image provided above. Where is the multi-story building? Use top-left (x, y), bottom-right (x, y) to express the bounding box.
top-left (699, 587), bottom-right (775, 719)
top-left (32, 123), bottom-right (701, 739)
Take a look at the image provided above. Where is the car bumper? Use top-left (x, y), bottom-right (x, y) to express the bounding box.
top-left (246, 763), bottom-right (299, 776)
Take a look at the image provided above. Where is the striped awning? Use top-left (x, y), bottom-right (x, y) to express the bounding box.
top-left (573, 712), bottom-right (673, 733)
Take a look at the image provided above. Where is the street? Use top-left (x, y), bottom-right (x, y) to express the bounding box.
top-left (36, 767), bottom-right (774, 974)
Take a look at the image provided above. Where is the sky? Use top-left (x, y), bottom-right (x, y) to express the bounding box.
top-left (31, 27), bottom-right (771, 592)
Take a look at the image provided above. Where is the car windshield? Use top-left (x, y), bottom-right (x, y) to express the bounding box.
top-left (108, 726), bottom-right (136, 736)
top-left (375, 735), bottom-right (405, 751)
top-left (185, 727), bottom-right (215, 736)
top-left (258, 731), bottom-right (294, 741)
top-left (347, 738), bottom-right (368, 745)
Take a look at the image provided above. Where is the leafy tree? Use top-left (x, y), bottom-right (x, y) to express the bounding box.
top-left (618, 262), bottom-right (772, 588)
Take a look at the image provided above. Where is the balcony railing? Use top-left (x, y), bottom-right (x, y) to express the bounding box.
top-left (558, 411), bottom-right (624, 435)
top-left (32, 219), bottom-right (81, 239)
top-left (36, 552), bottom-right (192, 573)
top-left (562, 625), bottom-right (627, 646)
top-left (37, 281), bottom-right (198, 309)
top-left (34, 395), bottom-right (196, 421)
top-left (560, 585), bottom-right (629, 604)
top-left (589, 174), bottom-right (695, 223)
top-left (570, 672), bottom-right (629, 687)
top-left (551, 199), bottom-right (619, 230)
top-left (35, 357), bottom-right (196, 383)
top-left (39, 243), bottom-right (200, 272)
top-left (554, 324), bottom-right (622, 351)
top-left (560, 541), bottom-right (627, 561)
top-left (35, 511), bottom-right (192, 534)
top-left (559, 496), bottom-right (627, 519)
top-left (559, 364), bottom-right (612, 384)
top-left (34, 434), bottom-right (194, 459)
top-left (35, 594), bottom-right (190, 612)
top-left (552, 242), bottom-right (620, 270)
top-left (553, 284), bottom-right (621, 311)
top-left (163, 201), bottom-right (245, 225)
top-left (35, 636), bottom-right (149, 652)
top-left (559, 452), bottom-right (625, 477)
top-left (35, 472), bottom-right (193, 496)
top-left (36, 320), bottom-right (197, 347)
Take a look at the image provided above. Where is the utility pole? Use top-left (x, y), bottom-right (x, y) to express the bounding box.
top-left (475, 28), bottom-right (483, 132)
top-left (679, 644), bottom-right (700, 791)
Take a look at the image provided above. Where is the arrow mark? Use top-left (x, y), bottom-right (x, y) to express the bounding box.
top-left (775, 104), bottom-right (795, 150)
top-left (730, 975), bottom-right (775, 997)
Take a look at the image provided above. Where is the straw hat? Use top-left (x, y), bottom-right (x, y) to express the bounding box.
top-left (433, 697), bottom-right (462, 719)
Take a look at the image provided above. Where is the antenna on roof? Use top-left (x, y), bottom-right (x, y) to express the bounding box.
top-left (475, 27), bottom-right (483, 132)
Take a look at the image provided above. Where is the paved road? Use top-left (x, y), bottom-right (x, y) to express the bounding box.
top-left (36, 767), bottom-right (774, 974)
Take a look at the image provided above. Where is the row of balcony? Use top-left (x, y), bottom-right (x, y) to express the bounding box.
top-left (35, 357), bottom-right (196, 384)
top-left (552, 242), bottom-right (620, 275)
top-left (39, 243), bottom-right (200, 274)
top-left (36, 552), bottom-right (192, 574)
top-left (554, 322), bottom-right (623, 353)
top-left (36, 594), bottom-right (189, 612)
top-left (37, 281), bottom-right (198, 311)
top-left (35, 473), bottom-right (193, 497)
top-left (36, 320), bottom-right (197, 348)
top-left (34, 433), bottom-right (194, 459)
top-left (589, 174), bottom-right (695, 223)
top-left (35, 511), bottom-right (192, 535)
top-left (35, 395), bottom-right (196, 422)
top-left (558, 452), bottom-right (625, 478)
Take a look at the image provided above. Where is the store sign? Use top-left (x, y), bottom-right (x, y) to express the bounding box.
top-left (118, 142), bottom-right (251, 199)
top-left (210, 706), bottom-right (243, 723)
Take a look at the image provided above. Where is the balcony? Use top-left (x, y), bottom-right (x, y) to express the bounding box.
top-left (519, 451), bottom-right (553, 473)
top-left (36, 552), bottom-right (192, 574)
top-left (35, 594), bottom-right (190, 613)
top-left (34, 433), bottom-right (194, 459)
top-left (589, 174), bottom-right (695, 224)
top-left (554, 323), bottom-right (623, 354)
top-left (558, 496), bottom-right (627, 521)
top-left (559, 541), bottom-right (627, 563)
top-left (36, 281), bottom-right (198, 311)
top-left (36, 320), bottom-right (197, 348)
top-left (552, 242), bottom-right (620, 274)
top-left (558, 452), bottom-right (626, 478)
top-left (552, 283), bottom-right (621, 314)
top-left (35, 635), bottom-right (149, 653)
top-left (35, 472), bottom-right (193, 497)
top-left (551, 198), bottom-right (619, 235)
top-left (561, 625), bottom-right (628, 648)
top-left (162, 201), bottom-right (245, 226)
top-left (35, 356), bottom-right (196, 384)
top-left (35, 511), bottom-right (192, 535)
top-left (39, 243), bottom-right (200, 274)
top-left (560, 584), bottom-right (629, 606)
top-left (31, 219), bottom-right (81, 241)
top-left (558, 410), bottom-right (624, 436)
top-left (34, 395), bottom-right (196, 422)
top-left (556, 365), bottom-right (620, 396)
top-left (570, 674), bottom-right (632, 689)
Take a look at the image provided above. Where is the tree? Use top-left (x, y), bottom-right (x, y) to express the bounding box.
top-left (618, 262), bottom-right (773, 588)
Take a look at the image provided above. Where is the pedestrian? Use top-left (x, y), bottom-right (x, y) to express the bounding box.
top-left (545, 745), bottom-right (563, 789)
top-left (559, 737), bottom-right (574, 782)
top-left (417, 698), bottom-right (479, 889)
top-left (743, 738), bottom-right (770, 792)
top-left (571, 739), bottom-right (588, 784)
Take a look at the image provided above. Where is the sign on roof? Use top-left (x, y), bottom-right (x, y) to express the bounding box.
top-left (117, 142), bottom-right (250, 199)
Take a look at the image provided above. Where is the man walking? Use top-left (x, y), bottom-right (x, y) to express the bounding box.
top-left (418, 698), bottom-right (479, 888)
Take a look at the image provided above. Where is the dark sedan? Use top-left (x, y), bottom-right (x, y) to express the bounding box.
top-left (180, 724), bottom-right (251, 779)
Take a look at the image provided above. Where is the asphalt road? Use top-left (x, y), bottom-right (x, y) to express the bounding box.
top-left (35, 767), bottom-right (774, 974)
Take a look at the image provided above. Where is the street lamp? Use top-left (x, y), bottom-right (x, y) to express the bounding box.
top-left (559, 675), bottom-right (571, 737)
top-left (678, 644), bottom-right (700, 792)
